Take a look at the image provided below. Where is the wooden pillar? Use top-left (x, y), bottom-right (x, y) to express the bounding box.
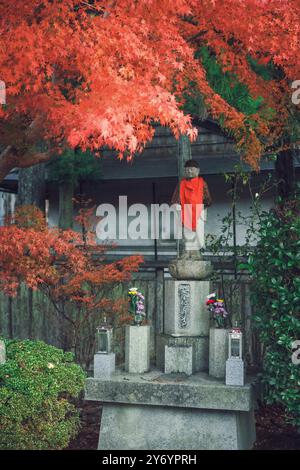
top-left (155, 267), bottom-right (164, 337)
top-left (177, 135), bottom-right (192, 256)
top-left (177, 134), bottom-right (192, 181)
top-left (275, 143), bottom-right (295, 199)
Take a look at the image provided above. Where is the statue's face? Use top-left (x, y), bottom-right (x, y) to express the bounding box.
top-left (184, 166), bottom-right (199, 179)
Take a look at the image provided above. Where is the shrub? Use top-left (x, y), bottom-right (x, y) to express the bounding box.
top-left (0, 338), bottom-right (86, 450)
top-left (247, 195), bottom-right (300, 428)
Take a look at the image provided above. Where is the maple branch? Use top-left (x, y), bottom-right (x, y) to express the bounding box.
top-left (79, 0), bottom-right (115, 17)
top-left (186, 30), bottom-right (208, 43)
top-left (0, 145), bottom-right (51, 184)
top-left (80, 1), bottom-right (104, 12)
top-left (0, 146), bottom-right (20, 184)
top-left (0, 115), bottom-right (53, 183)
top-left (46, 287), bottom-right (77, 327)
top-left (18, 150), bottom-right (51, 168)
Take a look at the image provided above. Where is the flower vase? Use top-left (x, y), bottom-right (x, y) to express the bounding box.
top-left (209, 327), bottom-right (228, 379)
top-left (134, 313), bottom-right (144, 326)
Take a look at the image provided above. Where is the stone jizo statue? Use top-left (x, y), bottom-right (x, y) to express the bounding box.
top-left (171, 159), bottom-right (212, 258)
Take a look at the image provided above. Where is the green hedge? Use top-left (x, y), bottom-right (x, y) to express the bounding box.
top-left (0, 339), bottom-right (86, 450)
top-left (246, 196), bottom-right (300, 428)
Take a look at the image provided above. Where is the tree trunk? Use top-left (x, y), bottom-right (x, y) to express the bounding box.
top-left (275, 145), bottom-right (295, 200)
top-left (58, 179), bottom-right (74, 229)
top-left (16, 163), bottom-right (46, 211)
top-left (15, 163), bottom-right (46, 341)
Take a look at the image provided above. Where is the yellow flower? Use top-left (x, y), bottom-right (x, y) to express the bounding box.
top-left (47, 362), bottom-right (55, 369)
top-left (128, 288), bottom-right (137, 295)
top-left (217, 299), bottom-right (224, 303)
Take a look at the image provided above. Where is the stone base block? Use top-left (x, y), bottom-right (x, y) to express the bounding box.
top-left (226, 358), bottom-right (245, 386)
top-left (125, 325), bottom-right (150, 374)
top-left (94, 353), bottom-right (115, 379)
top-left (98, 404), bottom-right (255, 450)
top-left (156, 333), bottom-right (208, 372)
top-left (164, 280), bottom-right (210, 337)
top-left (85, 368), bottom-right (257, 450)
top-left (164, 346), bottom-right (193, 375)
top-left (209, 328), bottom-right (228, 379)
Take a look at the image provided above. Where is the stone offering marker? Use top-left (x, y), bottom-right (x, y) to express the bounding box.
top-left (125, 324), bottom-right (150, 374)
top-left (0, 340), bottom-right (6, 364)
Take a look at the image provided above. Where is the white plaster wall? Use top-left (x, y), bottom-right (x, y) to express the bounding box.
top-left (0, 191), bottom-right (16, 226)
top-left (46, 174), bottom-right (276, 253)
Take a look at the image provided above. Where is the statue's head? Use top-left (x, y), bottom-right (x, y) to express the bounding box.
top-left (184, 159), bottom-right (200, 179)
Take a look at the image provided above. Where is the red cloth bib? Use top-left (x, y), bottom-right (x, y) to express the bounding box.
top-left (180, 176), bottom-right (204, 231)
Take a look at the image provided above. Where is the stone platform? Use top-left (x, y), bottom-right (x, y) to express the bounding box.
top-left (85, 368), bottom-right (257, 450)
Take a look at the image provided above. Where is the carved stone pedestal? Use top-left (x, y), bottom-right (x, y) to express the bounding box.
top-left (164, 280), bottom-right (210, 337)
top-left (158, 279), bottom-right (211, 373)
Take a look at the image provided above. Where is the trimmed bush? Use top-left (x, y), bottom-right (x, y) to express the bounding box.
top-left (0, 338), bottom-right (85, 450)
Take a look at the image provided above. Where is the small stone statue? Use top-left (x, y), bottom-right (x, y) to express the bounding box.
top-left (169, 159), bottom-right (213, 279)
top-left (171, 159), bottom-right (212, 258)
